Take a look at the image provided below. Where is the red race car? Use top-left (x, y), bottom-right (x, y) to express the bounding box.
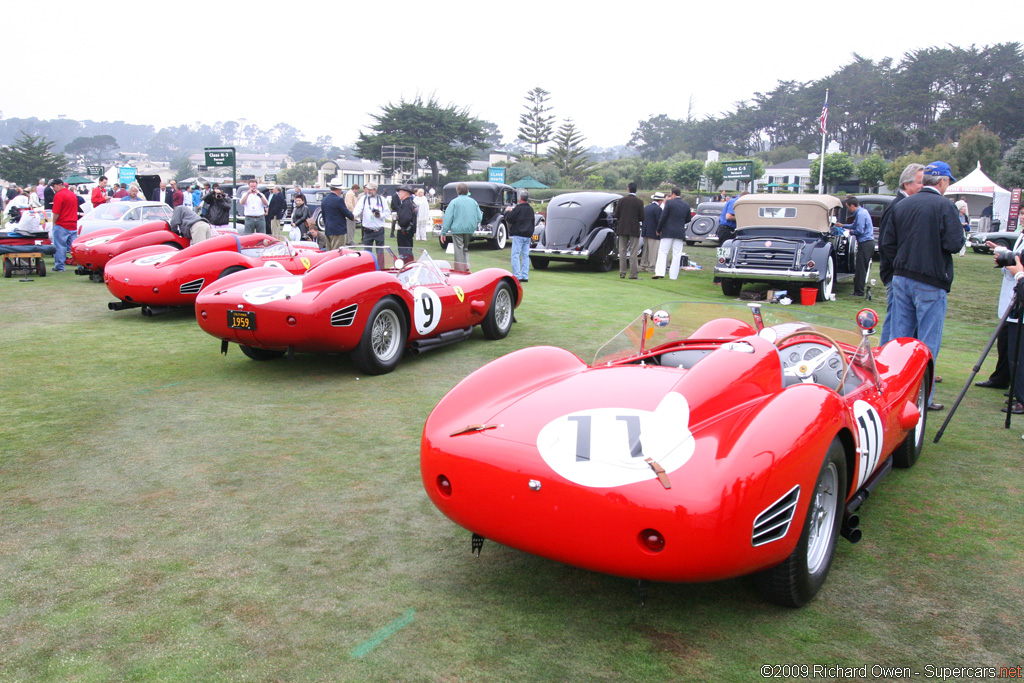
top-left (71, 221), bottom-right (190, 281)
top-left (195, 248), bottom-right (522, 374)
top-left (421, 301), bottom-right (932, 606)
top-left (103, 234), bottom-right (336, 316)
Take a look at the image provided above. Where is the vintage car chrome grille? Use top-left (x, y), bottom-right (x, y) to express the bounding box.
top-left (331, 304), bottom-right (358, 327)
top-left (179, 278), bottom-right (205, 294)
top-left (734, 239), bottom-right (803, 271)
top-left (752, 485), bottom-right (800, 546)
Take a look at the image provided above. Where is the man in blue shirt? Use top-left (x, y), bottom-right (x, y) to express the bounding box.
top-left (837, 196), bottom-right (874, 296)
top-left (716, 192), bottom-right (746, 242)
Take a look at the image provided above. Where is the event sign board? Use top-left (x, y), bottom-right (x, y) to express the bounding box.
top-left (205, 148), bottom-right (235, 167)
top-left (488, 167), bottom-right (506, 184)
top-left (118, 167), bottom-right (137, 185)
top-left (87, 165), bottom-right (104, 176)
top-left (722, 161), bottom-right (753, 181)
top-left (1008, 188), bottom-right (1021, 232)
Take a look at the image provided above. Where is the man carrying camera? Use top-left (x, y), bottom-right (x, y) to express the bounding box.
top-left (879, 160), bottom-right (965, 411)
top-left (353, 182), bottom-right (391, 251)
top-left (203, 185), bottom-right (232, 231)
top-left (1001, 251), bottom-right (1024, 424)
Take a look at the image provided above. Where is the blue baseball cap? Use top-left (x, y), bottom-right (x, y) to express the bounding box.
top-left (924, 161), bottom-right (956, 183)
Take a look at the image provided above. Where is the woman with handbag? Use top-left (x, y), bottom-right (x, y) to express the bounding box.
top-left (291, 193), bottom-right (311, 236)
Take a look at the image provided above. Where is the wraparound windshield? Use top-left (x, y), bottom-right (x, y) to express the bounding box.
top-left (593, 301), bottom-right (879, 394)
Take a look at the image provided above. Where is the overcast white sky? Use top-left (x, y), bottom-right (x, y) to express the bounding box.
top-left (5, 1), bottom-right (1020, 151)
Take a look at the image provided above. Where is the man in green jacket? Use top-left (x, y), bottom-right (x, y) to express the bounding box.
top-left (440, 183), bottom-right (482, 272)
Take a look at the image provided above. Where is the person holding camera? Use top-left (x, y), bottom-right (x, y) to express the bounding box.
top-left (1002, 251), bottom-right (1024, 422)
top-left (979, 237), bottom-right (1024, 408)
top-left (240, 180), bottom-right (269, 234)
top-left (203, 185), bottom-right (232, 231)
top-left (353, 181), bottom-right (391, 251)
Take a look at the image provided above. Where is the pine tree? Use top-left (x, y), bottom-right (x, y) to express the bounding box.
top-left (0, 132), bottom-right (68, 186)
top-left (546, 119), bottom-right (595, 184)
top-left (517, 87), bottom-right (555, 158)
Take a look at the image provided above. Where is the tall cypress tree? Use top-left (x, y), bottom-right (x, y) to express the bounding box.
top-left (517, 87), bottom-right (555, 158)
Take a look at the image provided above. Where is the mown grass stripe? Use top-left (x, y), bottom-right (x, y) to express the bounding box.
top-left (350, 608), bottom-right (416, 659)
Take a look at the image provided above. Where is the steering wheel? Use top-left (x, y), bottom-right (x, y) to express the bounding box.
top-left (775, 330), bottom-right (849, 389)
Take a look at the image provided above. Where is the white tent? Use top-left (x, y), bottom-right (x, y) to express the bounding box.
top-left (944, 162), bottom-right (1011, 227)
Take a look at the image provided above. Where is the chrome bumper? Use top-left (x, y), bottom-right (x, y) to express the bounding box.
top-left (714, 266), bottom-right (819, 281)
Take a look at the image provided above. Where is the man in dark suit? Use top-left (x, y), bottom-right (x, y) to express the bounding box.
top-left (151, 180), bottom-right (166, 202)
top-left (613, 182), bottom-right (645, 279)
top-left (641, 192), bottom-right (665, 273)
top-left (266, 186), bottom-right (286, 237)
top-left (654, 188), bottom-right (691, 280)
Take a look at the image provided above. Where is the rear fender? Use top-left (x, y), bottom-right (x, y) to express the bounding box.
top-left (582, 227), bottom-right (613, 252)
top-left (106, 244), bottom-right (176, 268)
top-left (427, 346), bottom-right (587, 437)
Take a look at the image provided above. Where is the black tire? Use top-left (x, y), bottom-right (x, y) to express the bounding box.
top-left (351, 297), bottom-right (407, 375)
top-left (721, 279), bottom-right (742, 297)
top-left (685, 240), bottom-right (696, 246)
top-left (481, 280), bottom-right (514, 340)
top-left (490, 221), bottom-right (508, 250)
top-left (314, 208), bottom-right (325, 231)
top-left (2, 259), bottom-right (11, 278)
top-left (36, 258), bottom-right (46, 277)
top-left (238, 345), bottom-right (285, 361)
top-left (971, 246), bottom-right (986, 254)
top-left (754, 438), bottom-right (847, 607)
top-left (590, 235), bottom-right (615, 272)
top-left (892, 366), bottom-right (930, 468)
top-left (816, 256), bottom-right (835, 302)
top-left (217, 265), bottom-right (247, 280)
top-left (530, 256), bottom-right (549, 270)
top-left (994, 238), bottom-right (1011, 249)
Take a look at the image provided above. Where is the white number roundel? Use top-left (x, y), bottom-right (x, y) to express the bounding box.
top-left (242, 279), bottom-right (302, 305)
top-left (853, 400), bottom-right (883, 489)
top-left (536, 392), bottom-right (695, 488)
top-left (412, 287), bottom-right (442, 335)
top-left (134, 252), bottom-right (174, 266)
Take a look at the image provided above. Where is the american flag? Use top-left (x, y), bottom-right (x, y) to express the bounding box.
top-left (819, 93), bottom-right (828, 135)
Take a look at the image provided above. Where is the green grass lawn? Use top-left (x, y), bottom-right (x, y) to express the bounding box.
top-left (1, 241), bottom-right (1022, 682)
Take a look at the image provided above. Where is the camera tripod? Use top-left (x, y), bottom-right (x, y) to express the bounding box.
top-left (934, 291), bottom-right (1022, 443)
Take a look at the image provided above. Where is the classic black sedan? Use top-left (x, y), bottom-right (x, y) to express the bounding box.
top-left (685, 201), bottom-right (725, 245)
top-left (529, 191), bottom-right (625, 271)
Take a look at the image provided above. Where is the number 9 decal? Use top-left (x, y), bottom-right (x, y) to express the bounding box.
top-left (242, 279), bottom-right (302, 305)
top-left (412, 287), bottom-right (442, 335)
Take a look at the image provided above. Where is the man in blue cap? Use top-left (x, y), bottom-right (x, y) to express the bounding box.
top-left (879, 160), bottom-right (965, 411)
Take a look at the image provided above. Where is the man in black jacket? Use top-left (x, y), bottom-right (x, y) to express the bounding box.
top-left (641, 192), bottom-right (665, 274)
top-left (878, 163), bottom-right (924, 344)
top-left (613, 182), bottom-right (645, 279)
top-left (879, 160), bottom-right (964, 411)
top-left (505, 191), bottom-right (535, 282)
top-left (266, 186), bottom-right (286, 237)
top-left (654, 188), bottom-right (691, 280)
top-left (322, 178), bottom-right (356, 250)
top-left (395, 185), bottom-right (417, 261)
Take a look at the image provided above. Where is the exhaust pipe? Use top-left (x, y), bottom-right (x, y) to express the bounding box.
top-left (108, 300), bottom-right (141, 311)
top-left (141, 306), bottom-right (175, 317)
top-left (841, 512), bottom-right (862, 543)
top-left (407, 327), bottom-right (473, 355)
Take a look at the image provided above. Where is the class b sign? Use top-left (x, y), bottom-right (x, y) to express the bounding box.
top-left (204, 148), bottom-right (235, 167)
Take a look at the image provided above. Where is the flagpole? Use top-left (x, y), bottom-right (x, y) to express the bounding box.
top-left (818, 89), bottom-right (829, 194)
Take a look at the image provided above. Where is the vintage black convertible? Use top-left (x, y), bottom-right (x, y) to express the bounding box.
top-left (714, 195), bottom-right (856, 301)
top-left (435, 181), bottom-right (518, 250)
top-left (529, 191), bottom-right (629, 272)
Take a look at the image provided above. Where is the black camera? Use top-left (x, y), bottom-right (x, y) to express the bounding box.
top-left (994, 248), bottom-right (1020, 268)
top-left (372, 209), bottom-right (381, 218)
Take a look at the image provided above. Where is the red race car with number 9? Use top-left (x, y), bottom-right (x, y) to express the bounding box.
top-left (195, 248), bottom-right (522, 374)
top-left (103, 233), bottom-right (337, 316)
top-left (420, 301), bottom-right (932, 606)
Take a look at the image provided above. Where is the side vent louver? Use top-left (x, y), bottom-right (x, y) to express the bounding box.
top-left (752, 486), bottom-right (800, 547)
top-left (331, 304), bottom-right (358, 327)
